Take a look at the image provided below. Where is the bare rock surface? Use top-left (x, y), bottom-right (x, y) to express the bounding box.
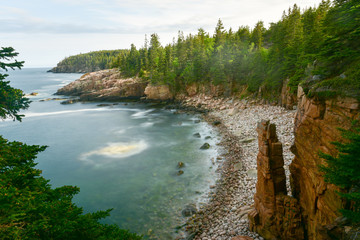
top-left (56, 69), bottom-right (147, 101)
top-left (144, 84), bottom-right (173, 100)
top-left (289, 87), bottom-right (360, 239)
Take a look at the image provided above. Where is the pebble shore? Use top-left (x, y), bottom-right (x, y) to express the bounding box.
top-left (181, 95), bottom-right (296, 240)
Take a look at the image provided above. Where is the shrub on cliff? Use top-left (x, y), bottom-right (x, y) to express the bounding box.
top-left (319, 121), bottom-right (360, 224)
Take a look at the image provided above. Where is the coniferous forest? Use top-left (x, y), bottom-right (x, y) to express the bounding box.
top-left (49, 50), bottom-right (129, 73)
top-left (109, 0), bottom-right (358, 101)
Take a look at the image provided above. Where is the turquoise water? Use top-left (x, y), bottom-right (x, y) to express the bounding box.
top-left (1, 68), bottom-right (221, 239)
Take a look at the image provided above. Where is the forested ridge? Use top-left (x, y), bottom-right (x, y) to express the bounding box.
top-left (49, 50), bottom-right (129, 73)
top-left (111, 0), bottom-right (359, 101)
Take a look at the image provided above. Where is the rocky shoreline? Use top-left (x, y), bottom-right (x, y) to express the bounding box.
top-left (54, 70), bottom-right (297, 239)
top-left (177, 95), bottom-right (296, 240)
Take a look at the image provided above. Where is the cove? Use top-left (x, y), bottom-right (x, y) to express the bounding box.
top-left (1, 68), bottom-right (221, 239)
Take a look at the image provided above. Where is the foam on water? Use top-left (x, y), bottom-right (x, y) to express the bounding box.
top-left (131, 109), bottom-right (154, 119)
top-left (23, 108), bottom-right (136, 118)
top-left (80, 141), bottom-right (148, 165)
top-left (140, 122), bottom-right (155, 127)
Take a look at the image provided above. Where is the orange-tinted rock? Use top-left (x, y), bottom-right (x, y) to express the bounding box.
top-left (290, 88), bottom-right (360, 239)
top-left (186, 83), bottom-right (198, 96)
top-left (144, 84), bottom-right (173, 100)
top-left (56, 69), bottom-right (147, 101)
top-left (249, 120), bottom-right (303, 240)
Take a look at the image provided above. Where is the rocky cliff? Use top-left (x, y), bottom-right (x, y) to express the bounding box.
top-left (144, 84), bottom-right (173, 100)
top-left (289, 87), bottom-right (360, 239)
top-left (249, 120), bottom-right (303, 240)
top-left (56, 69), bottom-right (147, 101)
top-left (250, 87), bottom-right (360, 240)
top-left (55, 69), bottom-right (178, 101)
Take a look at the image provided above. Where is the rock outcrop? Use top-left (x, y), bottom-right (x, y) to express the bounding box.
top-left (56, 69), bottom-right (147, 101)
top-left (144, 84), bottom-right (173, 100)
top-left (280, 78), bottom-right (297, 110)
top-left (249, 120), bottom-right (303, 240)
top-left (289, 86), bottom-right (360, 239)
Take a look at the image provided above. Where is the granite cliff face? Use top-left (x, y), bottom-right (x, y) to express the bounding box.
top-left (56, 69), bottom-right (177, 101)
top-left (249, 120), bottom-right (303, 240)
top-left (250, 87), bottom-right (360, 240)
top-left (144, 84), bottom-right (173, 100)
top-left (289, 87), bottom-right (360, 239)
top-left (56, 69), bottom-right (147, 101)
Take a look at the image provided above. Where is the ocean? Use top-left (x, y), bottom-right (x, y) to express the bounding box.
top-left (1, 68), bottom-right (221, 239)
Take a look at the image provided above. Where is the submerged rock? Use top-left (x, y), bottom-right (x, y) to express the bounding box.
top-left (181, 205), bottom-right (197, 217)
top-left (177, 162), bottom-right (185, 169)
top-left (212, 120), bottom-right (221, 126)
top-left (61, 99), bottom-right (76, 105)
top-left (97, 103), bottom-right (112, 107)
top-left (193, 133), bottom-right (201, 138)
top-left (200, 143), bottom-right (210, 150)
top-left (177, 170), bottom-right (184, 176)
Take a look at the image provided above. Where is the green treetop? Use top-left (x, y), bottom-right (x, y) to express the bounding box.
top-left (320, 122), bottom-right (360, 224)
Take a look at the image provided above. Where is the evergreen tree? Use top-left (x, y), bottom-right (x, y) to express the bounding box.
top-left (319, 122), bottom-right (360, 224)
top-left (0, 47), bottom-right (30, 121)
top-left (251, 21), bottom-right (265, 49)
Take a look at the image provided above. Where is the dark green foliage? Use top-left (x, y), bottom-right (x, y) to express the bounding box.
top-left (114, 0), bottom-right (358, 100)
top-left (0, 47), bottom-right (30, 121)
top-left (319, 122), bottom-right (360, 224)
top-left (309, 0), bottom-right (360, 99)
top-left (50, 50), bottom-right (129, 73)
top-left (0, 136), bottom-right (142, 240)
top-left (0, 49), bottom-right (142, 239)
top-left (45, 1), bottom-right (358, 99)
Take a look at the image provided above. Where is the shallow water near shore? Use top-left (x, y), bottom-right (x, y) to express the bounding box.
top-left (1, 68), bottom-right (221, 239)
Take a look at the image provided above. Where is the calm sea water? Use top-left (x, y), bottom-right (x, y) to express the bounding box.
top-left (1, 68), bottom-right (221, 239)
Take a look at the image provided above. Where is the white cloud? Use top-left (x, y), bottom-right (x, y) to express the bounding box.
top-left (1, 0), bottom-right (324, 67)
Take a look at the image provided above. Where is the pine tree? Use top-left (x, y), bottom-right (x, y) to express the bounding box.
top-left (319, 122), bottom-right (360, 224)
top-left (0, 47), bottom-right (30, 121)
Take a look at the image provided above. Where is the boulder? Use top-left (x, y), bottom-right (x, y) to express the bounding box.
top-left (193, 133), bottom-right (201, 138)
top-left (181, 205), bottom-right (197, 217)
top-left (228, 108), bottom-right (238, 116)
top-left (200, 143), bottom-right (210, 150)
top-left (56, 69), bottom-right (147, 101)
top-left (212, 120), bottom-right (221, 126)
top-left (177, 162), bottom-right (185, 169)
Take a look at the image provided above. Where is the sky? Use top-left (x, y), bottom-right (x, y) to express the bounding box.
top-left (1, 0), bottom-right (323, 68)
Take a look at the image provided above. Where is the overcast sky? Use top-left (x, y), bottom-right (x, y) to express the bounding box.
top-left (1, 0), bottom-right (323, 68)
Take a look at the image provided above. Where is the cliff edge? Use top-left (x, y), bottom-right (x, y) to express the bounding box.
top-left (289, 87), bottom-right (359, 239)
